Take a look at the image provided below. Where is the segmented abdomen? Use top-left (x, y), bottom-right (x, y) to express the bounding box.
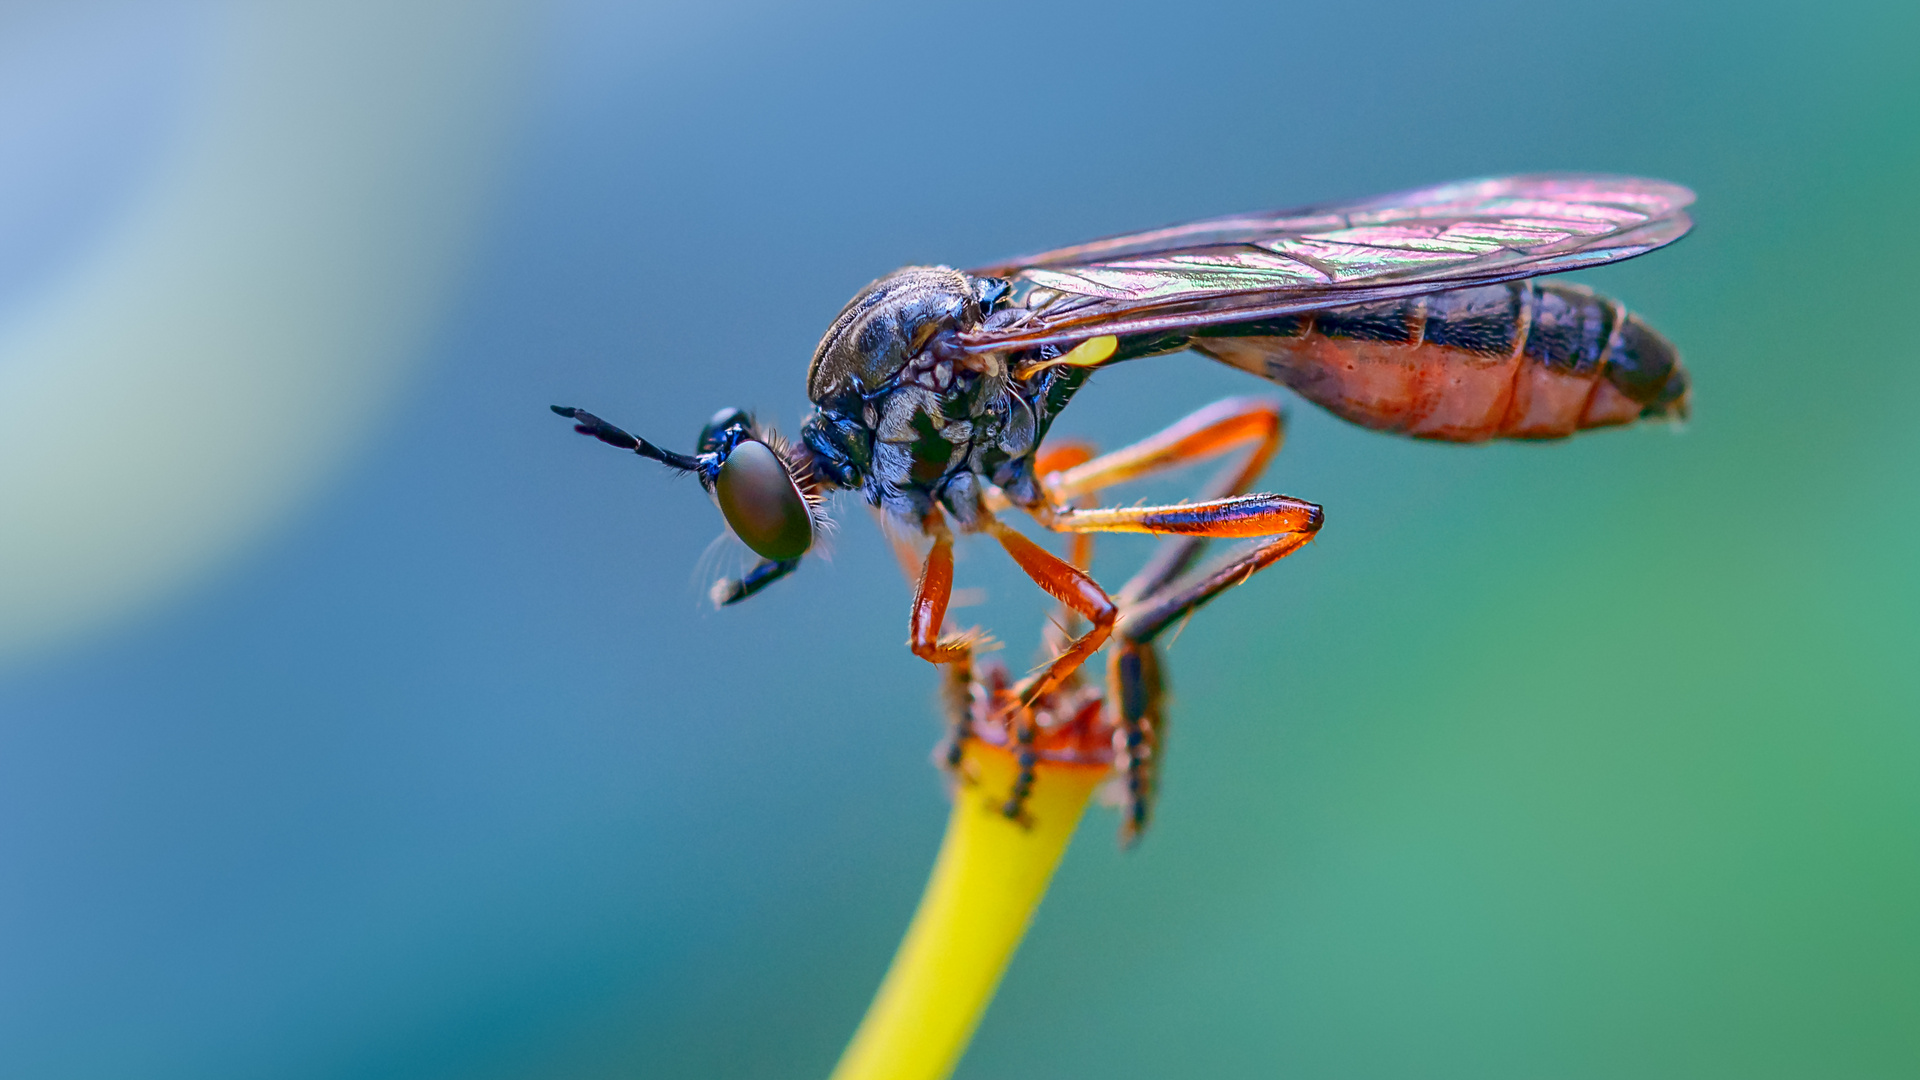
top-left (1190, 281), bottom-right (1690, 442)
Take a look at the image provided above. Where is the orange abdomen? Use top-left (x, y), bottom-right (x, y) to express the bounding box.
top-left (1192, 282), bottom-right (1689, 442)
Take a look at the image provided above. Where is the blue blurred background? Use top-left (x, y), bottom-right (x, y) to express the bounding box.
top-left (1, 1), bottom-right (1915, 1077)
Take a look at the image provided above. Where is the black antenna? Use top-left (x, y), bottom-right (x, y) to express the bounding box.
top-left (551, 406), bottom-right (703, 473)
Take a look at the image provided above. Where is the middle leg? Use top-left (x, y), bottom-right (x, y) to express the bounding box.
top-left (981, 514), bottom-right (1118, 709)
top-left (1011, 395), bottom-right (1315, 537)
top-left (1045, 395), bottom-right (1284, 505)
top-left (1017, 393), bottom-right (1316, 552)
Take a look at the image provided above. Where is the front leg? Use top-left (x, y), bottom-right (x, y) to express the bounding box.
top-left (909, 507), bottom-right (974, 665)
top-left (711, 558), bottom-right (801, 606)
top-left (937, 642), bottom-right (977, 777)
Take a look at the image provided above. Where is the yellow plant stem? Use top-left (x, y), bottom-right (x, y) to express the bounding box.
top-left (830, 743), bottom-right (1104, 1080)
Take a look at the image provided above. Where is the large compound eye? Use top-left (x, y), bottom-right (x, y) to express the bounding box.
top-left (714, 440), bottom-right (813, 561)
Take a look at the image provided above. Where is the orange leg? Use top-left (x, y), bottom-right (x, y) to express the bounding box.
top-left (1031, 439), bottom-right (1100, 640)
top-left (1042, 492), bottom-right (1323, 539)
top-left (1098, 524), bottom-right (1318, 843)
top-left (1023, 396), bottom-right (1314, 543)
top-left (1035, 439), bottom-right (1098, 572)
top-left (1031, 439), bottom-right (1098, 477)
top-left (982, 443), bottom-right (1102, 821)
top-left (1095, 400), bottom-right (1284, 604)
top-left (996, 441), bottom-right (1104, 822)
top-left (909, 509), bottom-right (973, 665)
top-left (1079, 427), bottom-right (1316, 841)
top-left (1045, 396), bottom-right (1282, 503)
top-left (1117, 529), bottom-right (1319, 651)
top-left (983, 517), bottom-right (1118, 709)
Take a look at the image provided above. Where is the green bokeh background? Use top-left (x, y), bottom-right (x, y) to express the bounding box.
top-left (1, 1), bottom-right (1915, 1077)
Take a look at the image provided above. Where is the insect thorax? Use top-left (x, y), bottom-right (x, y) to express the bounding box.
top-left (801, 266), bottom-right (1057, 529)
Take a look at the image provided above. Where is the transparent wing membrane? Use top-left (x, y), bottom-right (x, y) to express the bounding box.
top-left (961, 175), bottom-right (1693, 351)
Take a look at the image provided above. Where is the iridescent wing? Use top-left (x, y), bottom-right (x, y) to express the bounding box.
top-left (959, 174), bottom-right (1693, 352)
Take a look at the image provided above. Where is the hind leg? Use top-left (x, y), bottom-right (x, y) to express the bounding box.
top-left (1043, 395), bottom-right (1283, 506)
top-left (1089, 402), bottom-right (1310, 843)
top-left (1103, 527), bottom-right (1317, 840)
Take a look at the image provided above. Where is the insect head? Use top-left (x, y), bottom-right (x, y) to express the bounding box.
top-left (552, 404), bottom-right (825, 567)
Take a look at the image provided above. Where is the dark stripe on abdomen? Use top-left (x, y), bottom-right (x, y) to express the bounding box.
top-left (1192, 282), bottom-right (1690, 442)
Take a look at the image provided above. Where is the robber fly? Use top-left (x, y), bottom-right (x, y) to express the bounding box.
top-left (555, 174), bottom-right (1694, 777)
